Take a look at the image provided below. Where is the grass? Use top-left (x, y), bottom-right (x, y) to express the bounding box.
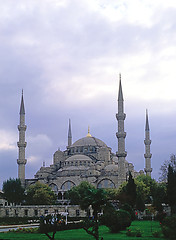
top-left (0, 221), bottom-right (164, 240)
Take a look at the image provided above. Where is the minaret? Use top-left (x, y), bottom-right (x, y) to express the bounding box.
top-left (17, 90), bottom-right (27, 186)
top-left (144, 110), bottom-right (152, 176)
top-left (116, 74), bottom-right (127, 185)
top-left (68, 119), bottom-right (72, 147)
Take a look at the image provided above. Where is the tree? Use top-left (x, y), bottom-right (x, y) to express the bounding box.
top-left (136, 175), bottom-right (167, 212)
top-left (26, 182), bottom-right (56, 205)
top-left (159, 154), bottom-right (176, 182)
top-left (2, 178), bottom-right (25, 204)
top-left (118, 174), bottom-right (166, 212)
top-left (136, 193), bottom-right (145, 212)
top-left (68, 181), bottom-right (108, 240)
top-left (118, 172), bottom-right (137, 208)
top-left (126, 172), bottom-right (137, 207)
top-left (39, 214), bottom-right (64, 240)
top-left (101, 207), bottom-right (131, 233)
top-left (136, 175), bottom-right (156, 200)
top-left (167, 165), bottom-right (176, 214)
top-left (153, 182), bottom-right (167, 212)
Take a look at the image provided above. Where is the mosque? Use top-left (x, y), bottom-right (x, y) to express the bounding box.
top-left (17, 75), bottom-right (152, 196)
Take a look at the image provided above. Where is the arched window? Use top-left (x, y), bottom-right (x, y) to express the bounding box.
top-left (97, 179), bottom-right (115, 189)
top-left (61, 181), bottom-right (75, 191)
top-left (49, 183), bottom-right (58, 193)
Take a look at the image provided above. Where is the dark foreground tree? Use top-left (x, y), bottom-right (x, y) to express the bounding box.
top-left (167, 165), bottom-right (176, 214)
top-left (68, 181), bottom-right (108, 240)
top-left (3, 178), bottom-right (25, 204)
top-left (126, 172), bottom-right (137, 207)
top-left (118, 171), bottom-right (137, 208)
top-left (26, 182), bottom-right (56, 205)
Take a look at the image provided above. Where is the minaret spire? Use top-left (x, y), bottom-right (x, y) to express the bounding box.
top-left (144, 109), bottom-right (152, 177)
top-left (145, 109), bottom-right (149, 131)
top-left (68, 119), bottom-right (72, 147)
top-left (118, 73), bottom-right (124, 101)
top-left (17, 90), bottom-right (27, 186)
top-left (20, 89), bottom-right (25, 115)
top-left (116, 74), bottom-right (127, 185)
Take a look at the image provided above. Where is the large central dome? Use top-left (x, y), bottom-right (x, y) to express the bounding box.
top-left (71, 136), bottom-right (107, 148)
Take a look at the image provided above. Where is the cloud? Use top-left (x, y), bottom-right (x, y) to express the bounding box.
top-left (1, 0), bottom-right (176, 187)
top-left (0, 129), bottom-right (16, 151)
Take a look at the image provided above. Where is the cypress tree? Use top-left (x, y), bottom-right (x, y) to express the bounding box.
top-left (167, 165), bottom-right (176, 214)
top-left (126, 171), bottom-right (137, 208)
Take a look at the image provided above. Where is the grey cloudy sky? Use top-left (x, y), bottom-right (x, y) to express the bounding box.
top-left (1, 0), bottom-right (176, 188)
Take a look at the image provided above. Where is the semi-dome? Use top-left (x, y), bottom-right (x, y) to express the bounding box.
top-left (71, 136), bottom-right (107, 148)
top-left (64, 154), bottom-right (94, 168)
top-left (65, 154), bottom-right (92, 162)
top-left (104, 164), bottom-right (118, 171)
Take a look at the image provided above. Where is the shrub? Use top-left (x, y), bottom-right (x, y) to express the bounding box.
top-left (9, 227), bottom-right (39, 233)
top-left (121, 203), bottom-right (135, 221)
top-left (152, 230), bottom-right (162, 238)
top-left (156, 211), bottom-right (166, 223)
top-left (161, 215), bottom-right (176, 239)
top-left (126, 228), bottom-right (142, 237)
top-left (126, 228), bottom-right (136, 237)
top-left (101, 209), bottom-right (131, 233)
top-left (0, 217), bottom-right (39, 225)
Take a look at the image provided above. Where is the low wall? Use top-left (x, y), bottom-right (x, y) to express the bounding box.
top-left (0, 205), bottom-right (87, 218)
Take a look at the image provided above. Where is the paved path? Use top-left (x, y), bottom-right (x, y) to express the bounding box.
top-left (0, 223), bottom-right (39, 232)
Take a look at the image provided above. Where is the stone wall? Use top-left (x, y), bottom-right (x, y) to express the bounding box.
top-left (0, 205), bottom-right (87, 218)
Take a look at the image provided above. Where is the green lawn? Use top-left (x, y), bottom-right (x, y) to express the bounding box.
top-left (0, 221), bottom-right (164, 240)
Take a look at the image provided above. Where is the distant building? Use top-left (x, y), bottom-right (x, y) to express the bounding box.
top-left (17, 75), bottom-right (152, 196)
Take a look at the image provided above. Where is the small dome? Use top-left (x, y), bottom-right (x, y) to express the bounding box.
top-left (71, 136), bottom-right (107, 148)
top-left (104, 164), bottom-right (118, 171)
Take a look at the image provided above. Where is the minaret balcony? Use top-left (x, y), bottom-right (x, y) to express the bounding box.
top-left (144, 168), bottom-right (152, 173)
top-left (144, 139), bottom-right (151, 145)
top-left (17, 142), bottom-right (27, 147)
top-left (116, 113), bottom-right (126, 120)
top-left (116, 132), bottom-right (126, 138)
top-left (144, 153), bottom-right (152, 158)
top-left (116, 151), bottom-right (127, 157)
top-left (17, 159), bottom-right (27, 165)
top-left (18, 125), bottom-right (27, 131)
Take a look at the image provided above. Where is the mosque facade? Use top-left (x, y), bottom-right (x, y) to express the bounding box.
top-left (17, 76), bottom-right (152, 196)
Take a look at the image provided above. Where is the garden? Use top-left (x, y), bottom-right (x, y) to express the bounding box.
top-left (1, 161), bottom-right (176, 240)
top-left (0, 220), bottom-right (164, 240)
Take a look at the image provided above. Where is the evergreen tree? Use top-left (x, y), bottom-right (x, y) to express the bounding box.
top-left (136, 193), bottom-right (145, 212)
top-left (117, 172), bottom-right (137, 208)
top-left (167, 165), bottom-right (176, 214)
top-left (126, 171), bottom-right (137, 207)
